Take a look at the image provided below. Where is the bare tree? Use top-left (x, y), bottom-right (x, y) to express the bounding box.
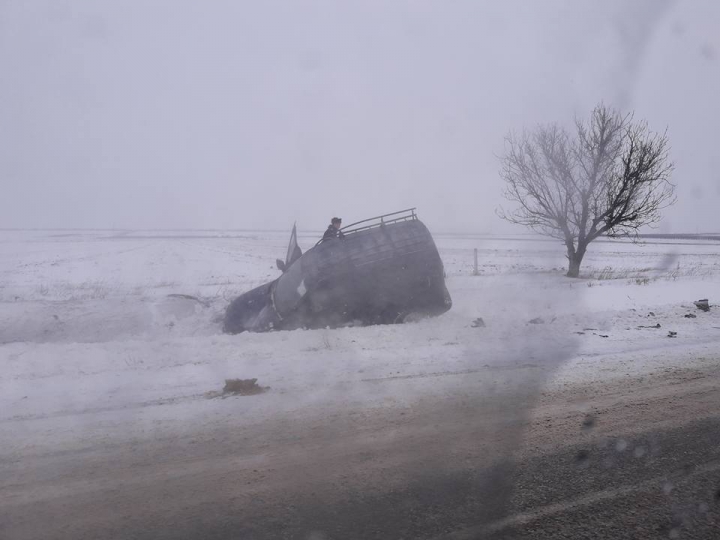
top-left (498, 104), bottom-right (675, 277)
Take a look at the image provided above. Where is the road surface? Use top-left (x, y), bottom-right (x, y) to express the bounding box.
top-left (3, 350), bottom-right (720, 540)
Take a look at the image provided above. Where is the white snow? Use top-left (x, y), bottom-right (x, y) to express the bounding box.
top-left (1, 229), bottom-right (719, 457)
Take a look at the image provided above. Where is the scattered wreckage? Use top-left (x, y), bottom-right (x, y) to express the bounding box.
top-left (223, 208), bottom-right (452, 333)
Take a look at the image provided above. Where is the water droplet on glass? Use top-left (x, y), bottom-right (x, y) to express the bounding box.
top-left (615, 439), bottom-right (628, 452)
top-left (575, 449), bottom-right (590, 467)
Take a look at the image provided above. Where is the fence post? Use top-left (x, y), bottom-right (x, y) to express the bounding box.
top-left (473, 248), bottom-right (479, 276)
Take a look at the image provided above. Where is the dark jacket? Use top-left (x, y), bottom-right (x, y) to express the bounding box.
top-left (322, 225), bottom-right (345, 241)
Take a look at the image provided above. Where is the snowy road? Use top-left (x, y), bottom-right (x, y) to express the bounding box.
top-left (1, 230), bottom-right (719, 538)
top-left (3, 345), bottom-right (720, 539)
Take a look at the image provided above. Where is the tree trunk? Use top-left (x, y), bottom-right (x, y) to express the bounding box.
top-left (566, 249), bottom-right (586, 278)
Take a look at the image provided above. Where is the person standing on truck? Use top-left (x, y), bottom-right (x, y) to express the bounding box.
top-left (322, 217), bottom-right (345, 241)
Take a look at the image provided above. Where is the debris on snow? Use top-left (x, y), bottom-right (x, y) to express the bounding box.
top-left (528, 317), bottom-right (545, 324)
top-left (694, 299), bottom-right (710, 312)
top-left (470, 317), bottom-right (486, 328)
top-left (222, 378), bottom-right (269, 396)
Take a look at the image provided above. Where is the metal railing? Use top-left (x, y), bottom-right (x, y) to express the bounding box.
top-left (313, 208), bottom-right (418, 246)
top-left (340, 208), bottom-right (417, 235)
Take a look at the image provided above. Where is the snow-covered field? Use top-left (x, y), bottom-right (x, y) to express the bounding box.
top-left (1, 229), bottom-right (719, 458)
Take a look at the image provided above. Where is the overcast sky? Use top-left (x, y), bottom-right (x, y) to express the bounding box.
top-left (1, 0), bottom-right (718, 233)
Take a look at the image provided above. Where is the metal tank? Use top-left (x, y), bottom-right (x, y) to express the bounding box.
top-left (223, 208), bottom-right (452, 333)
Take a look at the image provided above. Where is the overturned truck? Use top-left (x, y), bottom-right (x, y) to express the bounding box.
top-left (223, 208), bottom-right (452, 333)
